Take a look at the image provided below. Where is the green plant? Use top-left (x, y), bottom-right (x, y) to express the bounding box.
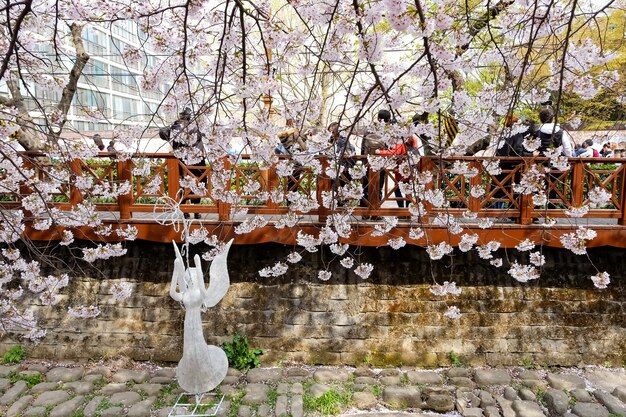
top-left (154, 382), bottom-right (179, 409)
top-left (608, 413), bottom-right (624, 417)
top-left (9, 371), bottom-right (44, 388)
top-left (267, 386), bottom-right (278, 407)
top-left (449, 351), bottom-right (464, 367)
top-left (94, 398), bottom-right (123, 417)
top-left (222, 333), bottom-right (263, 371)
top-left (3, 345), bottom-right (26, 364)
top-left (69, 409), bottom-right (85, 417)
top-left (533, 387), bottom-right (546, 405)
top-left (519, 356), bottom-right (537, 370)
top-left (304, 389), bottom-right (352, 415)
top-left (227, 390), bottom-right (245, 417)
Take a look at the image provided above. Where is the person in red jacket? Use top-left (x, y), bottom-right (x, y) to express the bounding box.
top-left (375, 134), bottom-right (419, 208)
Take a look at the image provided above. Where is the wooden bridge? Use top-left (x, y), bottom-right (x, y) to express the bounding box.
top-left (10, 153), bottom-right (626, 249)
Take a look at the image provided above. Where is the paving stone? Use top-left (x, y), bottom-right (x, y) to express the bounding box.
top-left (109, 390), bottom-right (142, 407)
top-left (354, 367), bottom-right (376, 378)
top-left (475, 369), bottom-right (511, 385)
top-left (518, 370), bottom-right (542, 380)
top-left (222, 375), bottom-right (239, 385)
top-left (355, 376), bottom-right (377, 385)
top-left (30, 381), bottom-right (60, 394)
top-left (1, 380), bottom-right (28, 405)
top-left (0, 365), bottom-right (21, 378)
top-left (100, 406), bottom-right (124, 417)
top-left (83, 374), bottom-right (105, 384)
top-left (100, 382), bottom-right (128, 395)
top-left (32, 390), bottom-right (70, 407)
top-left (544, 388), bottom-right (569, 416)
top-left (128, 397), bottom-right (157, 417)
top-left (314, 368), bottom-right (352, 383)
top-left (292, 394), bottom-right (304, 417)
top-left (23, 406), bottom-right (48, 416)
top-left (571, 402), bottom-right (609, 417)
top-left (456, 391), bottom-right (481, 412)
top-left (521, 380), bottom-right (548, 390)
top-left (353, 391), bottom-right (377, 409)
top-left (6, 394), bottom-right (33, 417)
top-left (26, 364), bottom-right (49, 374)
top-left (276, 382), bottom-right (290, 394)
top-left (242, 383), bottom-right (269, 404)
top-left (46, 367), bottom-right (84, 382)
top-left (586, 369), bottom-right (626, 393)
top-left (283, 367), bottom-right (310, 380)
top-left (84, 395), bottom-right (105, 417)
top-left (484, 405), bottom-right (502, 417)
top-left (450, 377), bottom-right (474, 387)
top-left (150, 376), bottom-right (175, 384)
top-left (547, 373), bottom-right (585, 390)
top-left (0, 377), bottom-right (10, 392)
top-left (380, 376), bottom-right (402, 386)
top-left (479, 390), bottom-right (497, 407)
top-left (382, 386), bottom-right (421, 409)
top-left (275, 394), bottom-right (288, 417)
top-left (613, 386), bottom-right (626, 403)
top-left (49, 395), bottom-right (85, 417)
top-left (155, 368), bottom-right (177, 378)
top-left (238, 404), bottom-right (252, 417)
top-left (570, 388), bottom-right (593, 402)
top-left (447, 368), bottom-right (471, 378)
top-left (85, 366), bottom-right (111, 378)
top-left (511, 399), bottom-right (546, 417)
top-left (463, 407), bottom-right (484, 417)
top-left (246, 367), bottom-right (282, 383)
top-left (258, 404), bottom-right (271, 417)
top-left (111, 369), bottom-right (149, 383)
top-left (220, 385), bottom-right (239, 396)
top-left (425, 393), bottom-right (455, 412)
top-left (133, 383), bottom-right (163, 396)
top-left (215, 399), bottom-right (231, 417)
top-left (278, 383), bottom-right (294, 396)
top-left (380, 369), bottom-right (401, 377)
top-left (593, 389), bottom-right (626, 415)
top-left (519, 388), bottom-right (536, 401)
top-left (407, 371), bottom-right (443, 385)
top-left (63, 380), bottom-right (94, 394)
top-left (496, 395), bottom-right (516, 417)
top-left (503, 386), bottom-right (518, 400)
top-left (309, 383), bottom-right (330, 398)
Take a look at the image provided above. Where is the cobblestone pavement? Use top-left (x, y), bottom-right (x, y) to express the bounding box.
top-left (0, 360), bottom-right (625, 417)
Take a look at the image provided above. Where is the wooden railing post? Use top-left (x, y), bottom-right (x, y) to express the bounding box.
top-left (617, 162), bottom-right (626, 226)
top-left (317, 157), bottom-right (331, 223)
top-left (166, 155), bottom-right (180, 201)
top-left (218, 156), bottom-right (231, 222)
top-left (570, 159), bottom-right (584, 209)
top-left (368, 166), bottom-right (381, 211)
top-left (117, 159), bottom-right (133, 220)
top-left (266, 159), bottom-right (280, 211)
top-left (69, 159), bottom-right (83, 207)
top-left (469, 160), bottom-right (482, 212)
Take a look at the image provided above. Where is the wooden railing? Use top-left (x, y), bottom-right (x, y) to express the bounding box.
top-left (5, 153), bottom-right (626, 247)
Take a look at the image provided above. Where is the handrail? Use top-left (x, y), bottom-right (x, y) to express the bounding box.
top-left (4, 153), bottom-right (625, 225)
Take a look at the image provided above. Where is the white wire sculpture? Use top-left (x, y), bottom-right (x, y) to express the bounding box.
top-left (170, 238), bottom-right (233, 395)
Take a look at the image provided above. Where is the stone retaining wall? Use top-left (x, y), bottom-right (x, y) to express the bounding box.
top-left (2, 242), bottom-right (625, 367)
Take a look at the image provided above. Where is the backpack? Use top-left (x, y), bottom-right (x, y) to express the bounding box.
top-left (592, 149), bottom-right (599, 157)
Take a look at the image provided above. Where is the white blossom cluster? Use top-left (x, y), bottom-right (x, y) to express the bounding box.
top-left (430, 281), bottom-right (463, 296)
top-left (559, 227), bottom-right (597, 255)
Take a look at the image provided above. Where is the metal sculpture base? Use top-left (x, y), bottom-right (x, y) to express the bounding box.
top-left (168, 393), bottom-right (225, 417)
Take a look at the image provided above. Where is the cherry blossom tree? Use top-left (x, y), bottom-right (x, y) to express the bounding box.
top-left (1, 0), bottom-right (623, 340)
